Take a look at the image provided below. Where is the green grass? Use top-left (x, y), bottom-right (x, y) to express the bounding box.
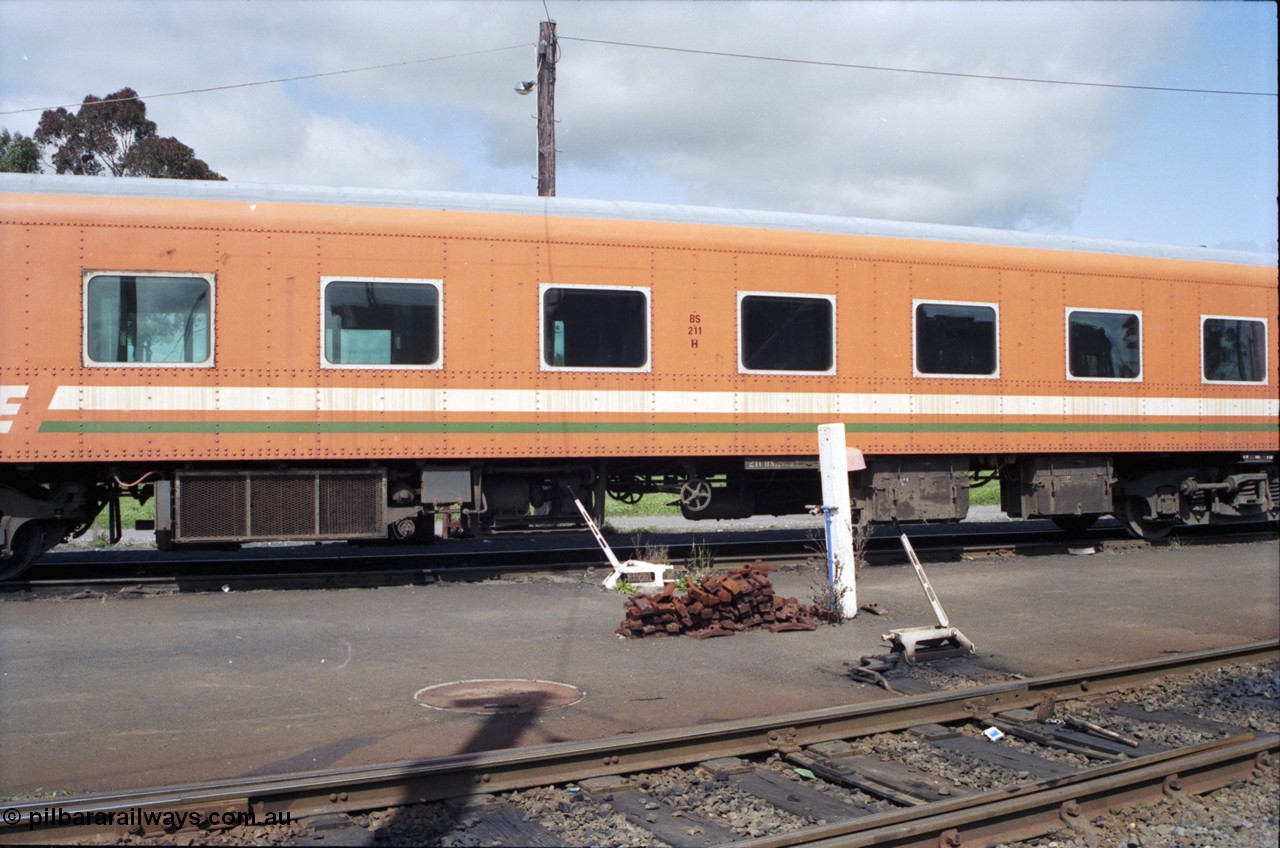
top-left (969, 482), bottom-right (1002, 507)
top-left (605, 492), bottom-right (681, 518)
top-left (92, 497), bottom-right (155, 531)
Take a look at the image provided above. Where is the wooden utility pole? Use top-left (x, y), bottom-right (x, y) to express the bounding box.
top-left (536, 20), bottom-right (557, 197)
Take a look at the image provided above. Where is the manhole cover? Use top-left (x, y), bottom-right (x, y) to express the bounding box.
top-left (414, 679), bottom-right (584, 714)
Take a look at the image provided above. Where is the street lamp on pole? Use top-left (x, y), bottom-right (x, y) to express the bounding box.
top-left (535, 20), bottom-right (557, 197)
top-left (513, 20), bottom-right (557, 197)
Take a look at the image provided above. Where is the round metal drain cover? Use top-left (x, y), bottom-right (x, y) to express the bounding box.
top-left (414, 679), bottom-right (584, 714)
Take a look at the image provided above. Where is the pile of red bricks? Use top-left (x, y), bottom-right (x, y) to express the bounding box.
top-left (615, 564), bottom-right (828, 639)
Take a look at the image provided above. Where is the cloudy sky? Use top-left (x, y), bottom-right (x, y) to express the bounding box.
top-left (2, 0), bottom-right (1276, 252)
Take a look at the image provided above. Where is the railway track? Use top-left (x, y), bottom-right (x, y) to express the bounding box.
top-left (3, 641), bottom-right (1275, 847)
top-left (3, 520), bottom-right (1274, 597)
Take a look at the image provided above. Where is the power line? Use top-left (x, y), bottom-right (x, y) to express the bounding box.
top-left (0, 44), bottom-right (527, 117)
top-left (561, 35), bottom-right (1278, 98)
top-left (6, 30), bottom-right (1271, 121)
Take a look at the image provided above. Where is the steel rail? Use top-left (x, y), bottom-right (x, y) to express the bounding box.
top-left (3, 639), bottom-right (1275, 844)
top-left (7, 521), bottom-right (1274, 595)
top-left (25, 513), bottom-right (1274, 574)
top-left (736, 733), bottom-right (1276, 848)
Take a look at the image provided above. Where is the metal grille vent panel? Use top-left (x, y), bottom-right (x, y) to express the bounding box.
top-left (320, 475), bottom-right (383, 536)
top-left (252, 475), bottom-right (316, 538)
top-left (175, 474), bottom-right (248, 540)
top-left (175, 470), bottom-right (385, 543)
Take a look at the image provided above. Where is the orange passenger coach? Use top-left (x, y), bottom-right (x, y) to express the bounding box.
top-left (1, 174), bottom-right (1276, 577)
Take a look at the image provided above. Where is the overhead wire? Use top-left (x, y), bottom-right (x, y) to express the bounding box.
top-left (561, 35), bottom-right (1277, 98)
top-left (4, 26), bottom-right (1273, 119)
top-left (0, 44), bottom-right (528, 117)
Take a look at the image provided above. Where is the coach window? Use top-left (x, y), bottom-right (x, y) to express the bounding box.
top-left (85, 273), bottom-right (213, 366)
top-left (1066, 309), bottom-right (1141, 380)
top-left (913, 301), bottom-right (998, 377)
top-left (322, 278), bottom-right (441, 368)
top-left (541, 284), bottom-right (650, 370)
top-left (1202, 316), bottom-right (1267, 383)
top-left (739, 293), bottom-right (835, 373)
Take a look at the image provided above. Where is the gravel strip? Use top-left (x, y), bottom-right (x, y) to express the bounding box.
top-left (998, 773), bottom-right (1280, 848)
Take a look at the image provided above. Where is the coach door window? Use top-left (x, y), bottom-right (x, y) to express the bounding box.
top-left (1066, 309), bottom-right (1141, 380)
top-left (322, 278), bottom-right (442, 368)
top-left (739, 293), bottom-right (835, 373)
top-left (913, 301), bottom-right (998, 377)
top-left (1202, 316), bottom-right (1267, 383)
top-left (541, 285), bottom-right (650, 370)
top-left (85, 273), bottom-right (213, 366)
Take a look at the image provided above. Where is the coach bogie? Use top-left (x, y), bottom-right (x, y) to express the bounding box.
top-left (1113, 457), bottom-right (1280, 539)
top-left (0, 518), bottom-right (54, 580)
top-left (1116, 494), bottom-right (1179, 541)
top-left (1, 476), bottom-right (108, 577)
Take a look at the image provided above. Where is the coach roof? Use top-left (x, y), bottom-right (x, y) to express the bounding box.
top-left (2, 172), bottom-right (1275, 269)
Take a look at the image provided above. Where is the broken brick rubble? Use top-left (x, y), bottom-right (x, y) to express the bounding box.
top-left (615, 564), bottom-right (832, 639)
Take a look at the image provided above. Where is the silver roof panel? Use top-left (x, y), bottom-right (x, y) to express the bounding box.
top-left (2, 172), bottom-right (1274, 268)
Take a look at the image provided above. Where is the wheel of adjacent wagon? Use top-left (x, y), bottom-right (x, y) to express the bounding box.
top-left (388, 513), bottom-right (434, 545)
top-left (1118, 497), bottom-right (1176, 541)
top-left (0, 520), bottom-right (50, 581)
top-left (1051, 514), bottom-right (1100, 533)
top-left (608, 489), bottom-right (643, 505)
top-left (679, 478), bottom-right (713, 513)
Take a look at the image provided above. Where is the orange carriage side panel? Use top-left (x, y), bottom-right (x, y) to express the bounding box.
top-left (1190, 271), bottom-right (1280, 453)
top-left (656, 247), bottom-right (747, 457)
top-left (1056, 268), bottom-right (1147, 452)
top-left (857, 259), bottom-right (912, 387)
top-left (4, 217), bottom-right (111, 459)
top-left (671, 247), bottom-right (738, 381)
top-left (5, 187), bottom-right (1277, 471)
top-left (314, 230), bottom-right (447, 463)
top-left (1, 225), bottom-right (85, 370)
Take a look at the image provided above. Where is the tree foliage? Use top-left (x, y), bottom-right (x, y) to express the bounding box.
top-left (34, 87), bottom-right (225, 180)
top-left (0, 129), bottom-right (41, 173)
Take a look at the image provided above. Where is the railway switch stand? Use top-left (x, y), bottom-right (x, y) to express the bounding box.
top-left (883, 528), bottom-right (977, 663)
top-left (573, 498), bottom-right (670, 591)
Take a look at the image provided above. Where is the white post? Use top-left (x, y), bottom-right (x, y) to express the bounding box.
top-left (818, 423), bottom-right (858, 619)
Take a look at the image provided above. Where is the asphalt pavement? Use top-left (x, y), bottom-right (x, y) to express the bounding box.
top-left (1, 531), bottom-right (1276, 798)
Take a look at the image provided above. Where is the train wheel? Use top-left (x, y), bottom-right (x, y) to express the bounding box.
top-left (679, 478), bottom-right (713, 514)
top-left (387, 513), bottom-right (434, 544)
top-left (0, 520), bottom-right (50, 581)
top-left (1051, 514), bottom-right (1100, 533)
top-left (1118, 498), bottom-right (1176, 541)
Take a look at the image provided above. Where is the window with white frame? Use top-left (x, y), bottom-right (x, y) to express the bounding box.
top-left (540, 284), bottom-right (649, 369)
top-left (1202, 316), bottom-right (1267, 383)
top-left (85, 272), bottom-right (213, 366)
top-left (913, 300), bottom-right (998, 377)
top-left (739, 293), bottom-right (835, 373)
top-left (1066, 309), bottom-right (1141, 380)
top-left (322, 278), bottom-right (441, 368)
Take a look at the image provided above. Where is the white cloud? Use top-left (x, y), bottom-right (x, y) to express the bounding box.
top-left (3, 0), bottom-right (1270, 249)
top-left (535, 2), bottom-right (1189, 229)
top-left (165, 92), bottom-right (466, 189)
